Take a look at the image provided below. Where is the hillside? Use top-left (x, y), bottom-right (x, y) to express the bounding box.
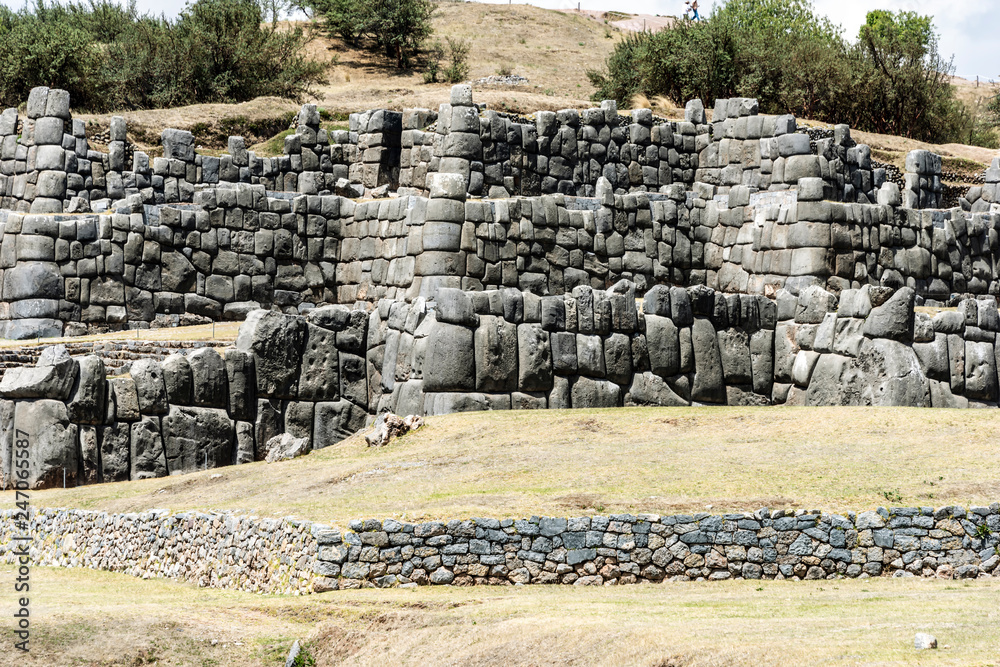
top-left (72, 3), bottom-right (997, 177)
top-left (14, 406), bottom-right (1000, 525)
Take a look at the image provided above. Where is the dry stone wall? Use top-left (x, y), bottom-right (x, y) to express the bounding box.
top-left (3, 504), bottom-right (998, 593)
top-left (6, 281), bottom-right (1000, 489)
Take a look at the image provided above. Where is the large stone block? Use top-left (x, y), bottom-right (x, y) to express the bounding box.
top-left (131, 359), bottom-right (167, 415)
top-left (517, 324), bottom-right (552, 392)
top-left (14, 399), bottom-right (78, 489)
top-left (236, 310), bottom-right (306, 399)
top-left (423, 321), bottom-right (475, 392)
top-left (313, 400), bottom-right (367, 448)
top-left (691, 318), bottom-right (725, 403)
top-left (162, 354), bottom-right (192, 405)
top-left (570, 377), bottom-right (620, 408)
top-left (189, 348), bottom-right (228, 408)
top-left (131, 417), bottom-right (167, 479)
top-left (162, 405), bottom-right (234, 474)
top-left (299, 324), bottom-right (340, 401)
top-left (475, 315), bottom-right (517, 392)
top-left (100, 422), bottom-right (130, 483)
top-left (645, 314), bottom-right (680, 379)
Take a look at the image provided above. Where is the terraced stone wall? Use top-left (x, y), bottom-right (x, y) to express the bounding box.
top-left (7, 281), bottom-right (1000, 489)
top-left (2, 505), bottom-right (997, 593)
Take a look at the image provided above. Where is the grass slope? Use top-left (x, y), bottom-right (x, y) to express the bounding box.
top-left (3, 565), bottom-right (998, 666)
top-left (13, 406), bottom-right (999, 525)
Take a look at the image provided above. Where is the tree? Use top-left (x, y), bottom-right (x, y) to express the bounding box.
top-left (308, 0), bottom-right (434, 68)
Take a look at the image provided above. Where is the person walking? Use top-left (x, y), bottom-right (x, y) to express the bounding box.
top-left (685, 0), bottom-right (700, 20)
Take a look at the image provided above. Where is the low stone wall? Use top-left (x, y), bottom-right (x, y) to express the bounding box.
top-left (0, 508), bottom-right (317, 594)
top-left (2, 504), bottom-right (997, 594)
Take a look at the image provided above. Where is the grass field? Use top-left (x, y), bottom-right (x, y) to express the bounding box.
top-left (2, 565), bottom-right (997, 666)
top-left (11, 406), bottom-right (999, 525)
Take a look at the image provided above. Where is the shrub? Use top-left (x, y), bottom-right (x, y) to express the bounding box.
top-left (588, 0), bottom-right (980, 145)
top-left (443, 37), bottom-right (469, 84)
top-left (0, 0), bottom-right (328, 112)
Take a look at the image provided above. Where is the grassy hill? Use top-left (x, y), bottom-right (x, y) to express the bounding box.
top-left (73, 2), bottom-right (997, 176)
top-left (16, 406), bottom-right (1000, 525)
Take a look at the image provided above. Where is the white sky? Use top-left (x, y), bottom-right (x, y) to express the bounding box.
top-left (1, 0), bottom-right (996, 80)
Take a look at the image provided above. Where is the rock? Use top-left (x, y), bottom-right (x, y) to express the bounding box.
top-left (913, 633), bottom-right (937, 650)
top-left (161, 354), bottom-right (192, 405)
top-left (188, 348), bottom-right (228, 408)
top-left (162, 406), bottom-right (234, 473)
top-left (131, 359), bottom-right (167, 415)
top-left (131, 417), bottom-right (167, 479)
top-left (795, 285), bottom-right (837, 324)
top-left (646, 314), bottom-right (680, 378)
top-left (0, 349), bottom-right (78, 400)
top-left (312, 400), bottom-right (366, 448)
top-left (100, 423), bottom-right (130, 483)
top-left (14, 399), bottom-right (78, 488)
top-left (849, 338), bottom-right (929, 407)
top-left (284, 640), bottom-right (301, 667)
top-left (365, 413), bottom-right (424, 447)
top-left (423, 321), bottom-right (475, 391)
top-left (863, 287), bottom-right (915, 342)
top-left (570, 377), bottom-right (620, 408)
top-left (625, 372), bottom-right (687, 407)
top-left (298, 324), bottom-right (340, 401)
top-left (517, 324), bottom-right (552, 392)
top-left (475, 316), bottom-right (517, 391)
top-left (224, 349), bottom-right (256, 422)
top-left (691, 318), bottom-right (725, 403)
top-left (264, 433), bottom-right (310, 462)
top-left (236, 310), bottom-right (305, 399)
top-left (67, 355), bottom-right (106, 424)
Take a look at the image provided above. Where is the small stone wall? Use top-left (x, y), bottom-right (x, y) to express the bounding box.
top-left (0, 508), bottom-right (316, 594)
top-left (2, 505), bottom-right (997, 594)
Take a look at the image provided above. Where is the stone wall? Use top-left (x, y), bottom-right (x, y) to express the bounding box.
top-left (2, 504), bottom-right (998, 593)
top-left (0, 508), bottom-right (317, 594)
top-left (6, 281), bottom-right (1000, 489)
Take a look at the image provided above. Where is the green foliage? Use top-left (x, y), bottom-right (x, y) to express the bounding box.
top-left (0, 0), bottom-right (327, 112)
top-left (588, 0), bottom-right (983, 145)
top-left (308, 0), bottom-right (434, 68)
top-left (422, 36), bottom-right (468, 84)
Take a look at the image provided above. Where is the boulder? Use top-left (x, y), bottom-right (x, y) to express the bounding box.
top-left (625, 372), bottom-right (688, 407)
top-left (264, 433), bottom-right (310, 462)
top-left (14, 399), bottom-right (78, 489)
top-left (99, 422), bottom-right (131, 483)
top-left (236, 310), bottom-right (305, 399)
top-left (298, 324), bottom-right (340, 401)
top-left (313, 400), bottom-right (367, 448)
top-left (517, 324), bottom-right (552, 392)
top-left (691, 318), bottom-right (725, 403)
top-left (0, 347), bottom-right (77, 400)
top-left (189, 347), bottom-right (229, 408)
top-left (570, 377), bottom-right (620, 408)
top-left (162, 405), bottom-right (234, 474)
top-left (645, 314), bottom-right (680, 379)
top-left (423, 321), bottom-right (475, 391)
top-left (161, 354), bottom-right (193, 405)
top-left (131, 359), bottom-right (167, 415)
top-left (863, 287), bottom-right (915, 342)
top-left (67, 355), bottom-right (106, 424)
top-left (475, 315), bottom-right (517, 392)
top-left (131, 417), bottom-right (167, 479)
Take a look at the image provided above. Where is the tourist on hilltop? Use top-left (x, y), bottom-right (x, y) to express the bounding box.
top-left (685, 0), bottom-right (700, 20)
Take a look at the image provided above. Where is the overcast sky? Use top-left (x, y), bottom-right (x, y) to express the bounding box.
top-left (1, 0), bottom-right (995, 80)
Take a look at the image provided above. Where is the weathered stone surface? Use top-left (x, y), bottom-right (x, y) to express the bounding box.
top-left (14, 399), bottom-right (78, 488)
top-left (131, 417), bottom-right (167, 479)
top-left (863, 287), bottom-right (914, 342)
top-left (313, 400), bottom-right (367, 448)
top-left (517, 324), bottom-right (552, 392)
top-left (236, 310), bottom-right (305, 399)
top-left (423, 321), bottom-right (475, 391)
top-left (162, 405), bottom-right (234, 474)
top-left (0, 348), bottom-right (77, 400)
top-left (298, 324), bottom-right (340, 401)
top-left (691, 318), bottom-right (725, 403)
top-left (475, 315), bottom-right (517, 392)
top-left (131, 359), bottom-right (167, 415)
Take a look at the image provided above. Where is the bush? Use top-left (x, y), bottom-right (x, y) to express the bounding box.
top-left (308, 0), bottom-right (433, 68)
top-left (0, 0), bottom-right (328, 112)
top-left (588, 0), bottom-right (979, 145)
top-left (422, 36), bottom-right (468, 84)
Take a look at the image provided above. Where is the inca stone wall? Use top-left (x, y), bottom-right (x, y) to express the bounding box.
top-left (3, 504), bottom-right (998, 593)
top-left (5, 280), bottom-right (1000, 489)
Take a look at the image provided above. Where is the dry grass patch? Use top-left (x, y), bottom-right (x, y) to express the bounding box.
top-left (2, 565), bottom-right (998, 666)
top-left (15, 406), bottom-right (1000, 524)
top-left (0, 321), bottom-right (240, 350)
